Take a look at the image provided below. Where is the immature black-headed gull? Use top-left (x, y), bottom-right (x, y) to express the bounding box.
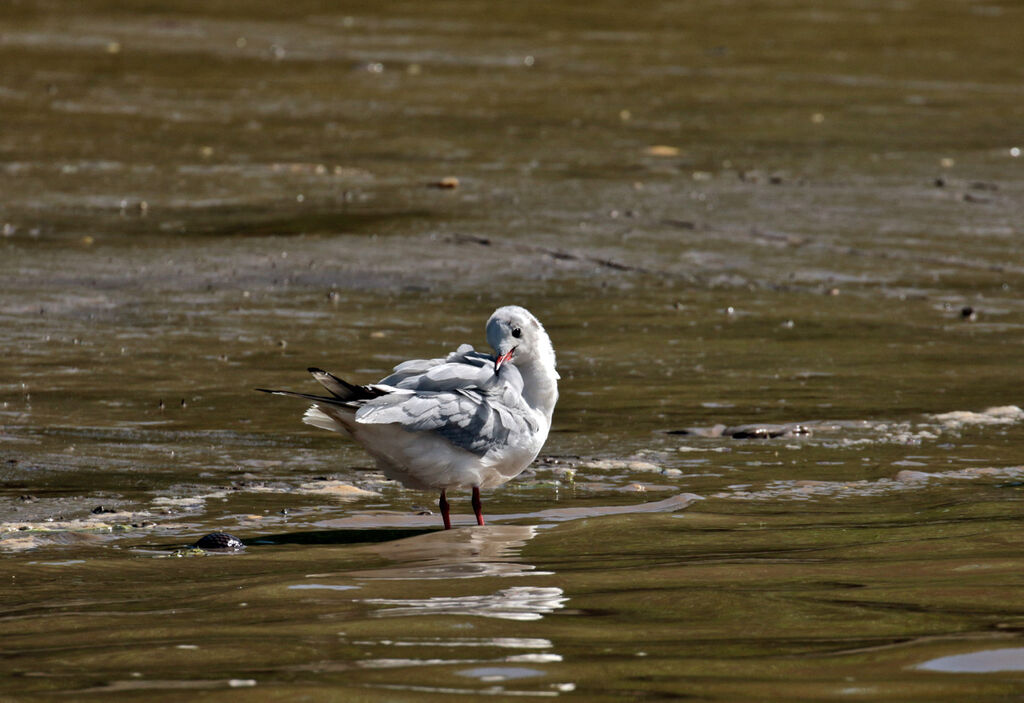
top-left (258, 306), bottom-right (559, 529)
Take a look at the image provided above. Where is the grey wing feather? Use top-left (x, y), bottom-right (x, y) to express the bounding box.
top-left (383, 351), bottom-right (521, 396)
top-left (344, 342), bottom-right (531, 455)
top-left (378, 344), bottom-right (495, 387)
top-left (380, 359), bottom-right (443, 386)
top-left (355, 390), bottom-right (526, 456)
top-left (447, 344), bottom-right (494, 367)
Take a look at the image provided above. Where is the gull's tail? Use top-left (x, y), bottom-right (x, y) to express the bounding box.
top-left (256, 367), bottom-right (386, 404)
top-left (256, 367), bottom-right (388, 433)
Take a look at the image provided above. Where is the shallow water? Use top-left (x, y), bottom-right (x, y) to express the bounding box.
top-left (3, 0), bottom-right (1024, 700)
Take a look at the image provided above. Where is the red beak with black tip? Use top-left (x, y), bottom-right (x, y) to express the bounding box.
top-left (495, 347), bottom-right (516, 371)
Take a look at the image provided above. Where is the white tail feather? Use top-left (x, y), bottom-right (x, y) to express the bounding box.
top-left (303, 406), bottom-right (344, 433)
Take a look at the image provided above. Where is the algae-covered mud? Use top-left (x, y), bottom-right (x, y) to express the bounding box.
top-left (3, 0), bottom-right (1024, 700)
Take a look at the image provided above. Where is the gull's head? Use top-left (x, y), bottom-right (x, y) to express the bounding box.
top-left (486, 305), bottom-right (557, 374)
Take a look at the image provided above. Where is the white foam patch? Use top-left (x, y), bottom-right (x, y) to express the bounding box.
top-left (715, 466), bottom-right (1024, 501)
top-left (152, 490), bottom-right (229, 509)
top-left (932, 405), bottom-right (1024, 429)
top-left (297, 481), bottom-right (380, 498)
top-left (579, 459), bottom-right (663, 472)
top-left (237, 480), bottom-right (380, 499)
top-left (0, 516), bottom-right (158, 552)
top-left (674, 406), bottom-right (1024, 452)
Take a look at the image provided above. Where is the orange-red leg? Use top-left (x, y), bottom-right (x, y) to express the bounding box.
top-left (472, 487), bottom-right (485, 526)
top-left (439, 489), bottom-right (452, 530)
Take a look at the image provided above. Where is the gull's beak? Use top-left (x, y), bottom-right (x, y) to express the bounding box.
top-left (495, 347), bottom-right (516, 371)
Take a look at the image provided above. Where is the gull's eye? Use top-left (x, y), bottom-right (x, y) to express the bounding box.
top-left (511, 327), bottom-right (522, 338)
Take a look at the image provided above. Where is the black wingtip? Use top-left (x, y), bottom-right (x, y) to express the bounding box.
top-left (255, 388), bottom-right (276, 394)
top-left (308, 366), bottom-right (325, 374)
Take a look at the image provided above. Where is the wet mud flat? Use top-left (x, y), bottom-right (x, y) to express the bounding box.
top-left (4, 0), bottom-right (1024, 700)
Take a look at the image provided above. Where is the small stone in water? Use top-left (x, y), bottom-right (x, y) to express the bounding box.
top-left (194, 532), bottom-right (245, 551)
top-left (645, 145), bottom-right (680, 157)
top-left (433, 176), bottom-right (460, 189)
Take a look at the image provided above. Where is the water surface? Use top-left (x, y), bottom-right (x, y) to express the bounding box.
top-left (3, 1), bottom-right (1024, 700)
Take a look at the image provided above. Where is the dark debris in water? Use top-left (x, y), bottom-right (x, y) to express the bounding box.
top-left (668, 423), bottom-right (813, 439)
top-left (193, 532), bottom-right (245, 551)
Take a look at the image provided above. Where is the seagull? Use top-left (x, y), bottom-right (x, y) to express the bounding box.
top-left (257, 305), bottom-right (559, 529)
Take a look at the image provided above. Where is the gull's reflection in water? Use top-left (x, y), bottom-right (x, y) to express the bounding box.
top-left (342, 525), bottom-right (574, 696)
top-left (350, 524), bottom-right (551, 580)
top-left (306, 498), bottom-right (700, 696)
top-left (363, 585), bottom-right (567, 621)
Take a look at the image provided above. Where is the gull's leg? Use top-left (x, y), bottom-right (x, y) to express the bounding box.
top-left (439, 489), bottom-right (452, 530)
top-left (471, 487), bottom-right (485, 526)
